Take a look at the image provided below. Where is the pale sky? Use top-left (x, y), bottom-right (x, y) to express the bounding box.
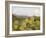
top-left (12, 6), bottom-right (40, 16)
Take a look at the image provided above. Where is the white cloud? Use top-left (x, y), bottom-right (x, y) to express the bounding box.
top-left (12, 6), bottom-right (40, 16)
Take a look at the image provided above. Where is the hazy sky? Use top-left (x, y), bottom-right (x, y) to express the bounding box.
top-left (12, 6), bottom-right (40, 16)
